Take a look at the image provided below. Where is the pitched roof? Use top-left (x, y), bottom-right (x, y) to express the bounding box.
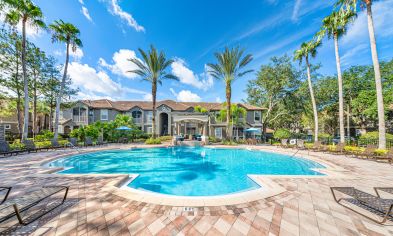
top-left (80, 99), bottom-right (265, 111)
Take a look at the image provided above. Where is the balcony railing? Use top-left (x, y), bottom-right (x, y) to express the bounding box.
top-left (73, 115), bottom-right (88, 123)
top-left (133, 117), bottom-right (142, 124)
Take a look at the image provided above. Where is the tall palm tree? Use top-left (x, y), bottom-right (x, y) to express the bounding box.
top-left (4, 0), bottom-right (46, 140)
top-left (207, 47), bottom-right (253, 141)
top-left (294, 40), bottom-right (321, 141)
top-left (129, 45), bottom-right (178, 138)
top-left (49, 20), bottom-right (82, 139)
top-left (319, 10), bottom-right (355, 143)
top-left (336, 0), bottom-right (386, 148)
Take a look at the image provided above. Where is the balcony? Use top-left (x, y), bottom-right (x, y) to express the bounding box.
top-left (133, 117), bottom-right (142, 124)
top-left (73, 115), bottom-right (88, 124)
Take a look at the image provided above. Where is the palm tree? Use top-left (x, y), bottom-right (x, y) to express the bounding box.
top-left (319, 10), bottom-right (355, 143)
top-left (4, 0), bottom-right (46, 140)
top-left (336, 0), bottom-right (386, 148)
top-left (207, 47), bottom-right (253, 141)
top-left (294, 40), bottom-right (321, 142)
top-left (129, 45), bottom-right (178, 138)
top-left (49, 20), bottom-right (82, 140)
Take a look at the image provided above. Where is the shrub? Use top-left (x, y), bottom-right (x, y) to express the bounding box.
top-left (209, 136), bottom-right (219, 143)
top-left (34, 135), bottom-right (46, 141)
top-left (344, 146), bottom-right (364, 154)
top-left (58, 140), bottom-right (70, 146)
top-left (159, 136), bottom-right (172, 142)
top-left (145, 138), bottom-right (162, 145)
top-left (222, 140), bottom-right (238, 146)
top-left (359, 132), bottom-right (393, 140)
top-left (41, 130), bottom-right (54, 140)
top-left (273, 129), bottom-right (291, 140)
top-left (318, 133), bottom-right (332, 139)
top-left (35, 141), bottom-right (52, 148)
top-left (10, 140), bottom-right (25, 150)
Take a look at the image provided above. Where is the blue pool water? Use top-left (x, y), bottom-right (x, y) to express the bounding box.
top-left (47, 147), bottom-right (325, 196)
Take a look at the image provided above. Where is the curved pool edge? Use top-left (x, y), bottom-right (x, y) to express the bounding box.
top-left (37, 144), bottom-right (349, 206)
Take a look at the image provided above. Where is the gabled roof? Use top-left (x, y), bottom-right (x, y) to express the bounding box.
top-left (80, 99), bottom-right (265, 112)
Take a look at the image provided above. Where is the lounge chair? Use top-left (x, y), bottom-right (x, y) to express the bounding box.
top-left (50, 139), bottom-right (64, 149)
top-left (357, 145), bottom-right (376, 159)
top-left (331, 187), bottom-right (393, 224)
top-left (0, 186), bottom-right (69, 225)
top-left (0, 141), bottom-right (25, 157)
top-left (69, 137), bottom-right (79, 147)
top-left (373, 148), bottom-right (393, 164)
top-left (97, 136), bottom-right (105, 146)
top-left (330, 143), bottom-right (346, 155)
top-left (0, 187), bottom-right (11, 204)
top-left (296, 139), bottom-right (306, 150)
top-left (375, 187), bottom-right (393, 198)
top-left (84, 137), bottom-right (94, 146)
top-left (308, 141), bottom-right (327, 152)
top-left (23, 140), bottom-right (49, 153)
top-left (280, 139), bottom-right (289, 148)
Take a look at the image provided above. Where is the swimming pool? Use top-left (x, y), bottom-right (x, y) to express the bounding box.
top-left (47, 147), bottom-right (325, 196)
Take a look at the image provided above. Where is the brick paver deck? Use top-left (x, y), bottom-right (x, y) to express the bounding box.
top-left (1, 144), bottom-right (393, 235)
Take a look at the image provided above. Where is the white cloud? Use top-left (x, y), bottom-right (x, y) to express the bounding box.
top-left (215, 97), bottom-right (222, 103)
top-left (99, 49), bottom-right (142, 79)
top-left (70, 47), bottom-right (84, 61)
top-left (292, 0), bottom-right (302, 21)
top-left (78, 0), bottom-right (84, 4)
top-left (53, 50), bottom-right (63, 57)
top-left (342, 1), bottom-right (393, 45)
top-left (68, 62), bottom-right (149, 100)
top-left (81, 6), bottom-right (93, 22)
top-left (341, 43), bottom-right (368, 66)
top-left (171, 59), bottom-right (213, 91)
top-left (104, 0), bottom-right (145, 32)
top-left (170, 88), bottom-right (201, 102)
top-left (143, 93), bottom-right (152, 101)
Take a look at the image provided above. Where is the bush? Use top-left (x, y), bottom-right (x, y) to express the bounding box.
top-left (273, 129), bottom-right (291, 140)
top-left (159, 136), bottom-right (172, 142)
top-left (222, 140), bottom-right (238, 146)
top-left (58, 140), bottom-right (70, 146)
top-left (209, 136), bottom-right (218, 143)
top-left (344, 146), bottom-right (364, 154)
top-left (359, 132), bottom-right (393, 140)
top-left (145, 138), bottom-right (162, 145)
top-left (34, 135), bottom-right (46, 142)
top-left (318, 133), bottom-right (332, 139)
top-left (35, 141), bottom-right (52, 148)
top-left (10, 140), bottom-right (25, 150)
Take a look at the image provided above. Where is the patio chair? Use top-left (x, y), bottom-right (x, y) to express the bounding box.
top-left (308, 141), bottom-right (326, 152)
top-left (331, 187), bottom-right (393, 224)
top-left (0, 186), bottom-right (69, 225)
top-left (0, 141), bottom-right (25, 157)
top-left (373, 148), bottom-right (393, 164)
top-left (23, 140), bottom-right (49, 153)
top-left (375, 187), bottom-right (393, 198)
top-left (280, 139), bottom-right (289, 148)
top-left (50, 139), bottom-right (64, 149)
top-left (84, 137), bottom-right (94, 146)
top-left (296, 139), bottom-right (306, 150)
top-left (330, 143), bottom-right (346, 155)
top-left (356, 145), bottom-right (376, 159)
top-left (69, 138), bottom-right (79, 147)
top-left (97, 136), bottom-right (105, 146)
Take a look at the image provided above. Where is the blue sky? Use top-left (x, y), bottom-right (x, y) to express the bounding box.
top-left (27, 0), bottom-right (393, 103)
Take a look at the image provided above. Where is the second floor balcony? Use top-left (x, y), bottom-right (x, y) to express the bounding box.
top-left (73, 115), bottom-right (88, 124)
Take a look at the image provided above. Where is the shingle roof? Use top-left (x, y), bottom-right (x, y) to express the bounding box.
top-left (80, 99), bottom-right (265, 111)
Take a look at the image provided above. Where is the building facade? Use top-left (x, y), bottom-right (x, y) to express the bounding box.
top-left (59, 99), bottom-right (265, 139)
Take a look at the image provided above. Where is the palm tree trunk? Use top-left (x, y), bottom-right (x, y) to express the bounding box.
top-left (152, 80), bottom-right (157, 139)
top-left (366, 1), bottom-right (386, 149)
top-left (226, 81), bottom-right (232, 141)
top-left (21, 18), bottom-right (29, 141)
top-left (54, 42), bottom-right (70, 140)
top-left (306, 57), bottom-right (319, 142)
top-left (334, 33), bottom-right (345, 143)
top-left (33, 71), bottom-right (37, 138)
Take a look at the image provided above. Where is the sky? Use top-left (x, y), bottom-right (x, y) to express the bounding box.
top-left (23, 0), bottom-right (393, 103)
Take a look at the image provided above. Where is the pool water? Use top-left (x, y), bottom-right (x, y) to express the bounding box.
top-left (47, 147), bottom-right (325, 196)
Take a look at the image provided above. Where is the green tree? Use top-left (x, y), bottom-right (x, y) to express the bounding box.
top-left (336, 0), bottom-right (386, 148)
top-left (217, 104), bottom-right (247, 141)
top-left (128, 45), bottom-right (178, 138)
top-left (246, 55), bottom-right (300, 140)
top-left (319, 10), bottom-right (355, 143)
top-left (294, 40), bottom-right (321, 141)
top-left (4, 0), bottom-right (46, 140)
top-left (49, 20), bottom-right (82, 139)
top-left (207, 46), bottom-right (253, 141)
top-left (194, 105), bottom-right (208, 113)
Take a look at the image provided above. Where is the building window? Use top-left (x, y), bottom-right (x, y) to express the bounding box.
top-left (146, 111), bottom-right (153, 123)
top-left (100, 109), bottom-right (108, 121)
top-left (147, 126), bottom-right (153, 134)
top-left (4, 124), bottom-right (11, 130)
top-left (254, 111), bottom-right (261, 122)
top-left (215, 127), bottom-right (222, 139)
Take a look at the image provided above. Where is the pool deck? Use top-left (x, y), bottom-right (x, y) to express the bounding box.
top-left (1, 144), bottom-right (393, 235)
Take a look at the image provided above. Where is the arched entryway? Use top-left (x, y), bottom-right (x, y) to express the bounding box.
top-left (159, 113), bottom-right (169, 136)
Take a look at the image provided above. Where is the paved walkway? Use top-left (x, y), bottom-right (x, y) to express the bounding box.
top-left (0, 144), bottom-right (393, 235)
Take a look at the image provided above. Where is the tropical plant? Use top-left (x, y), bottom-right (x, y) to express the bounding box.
top-left (217, 104), bottom-right (247, 140)
top-left (336, 0), bottom-right (386, 148)
top-left (207, 46), bottom-right (253, 141)
top-left (273, 129), bottom-right (292, 140)
top-left (49, 20), bottom-right (82, 140)
top-left (128, 45), bottom-right (178, 138)
top-left (294, 40), bottom-right (321, 141)
top-left (318, 10), bottom-right (355, 143)
top-left (4, 0), bottom-right (46, 140)
top-left (194, 105), bottom-right (208, 113)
